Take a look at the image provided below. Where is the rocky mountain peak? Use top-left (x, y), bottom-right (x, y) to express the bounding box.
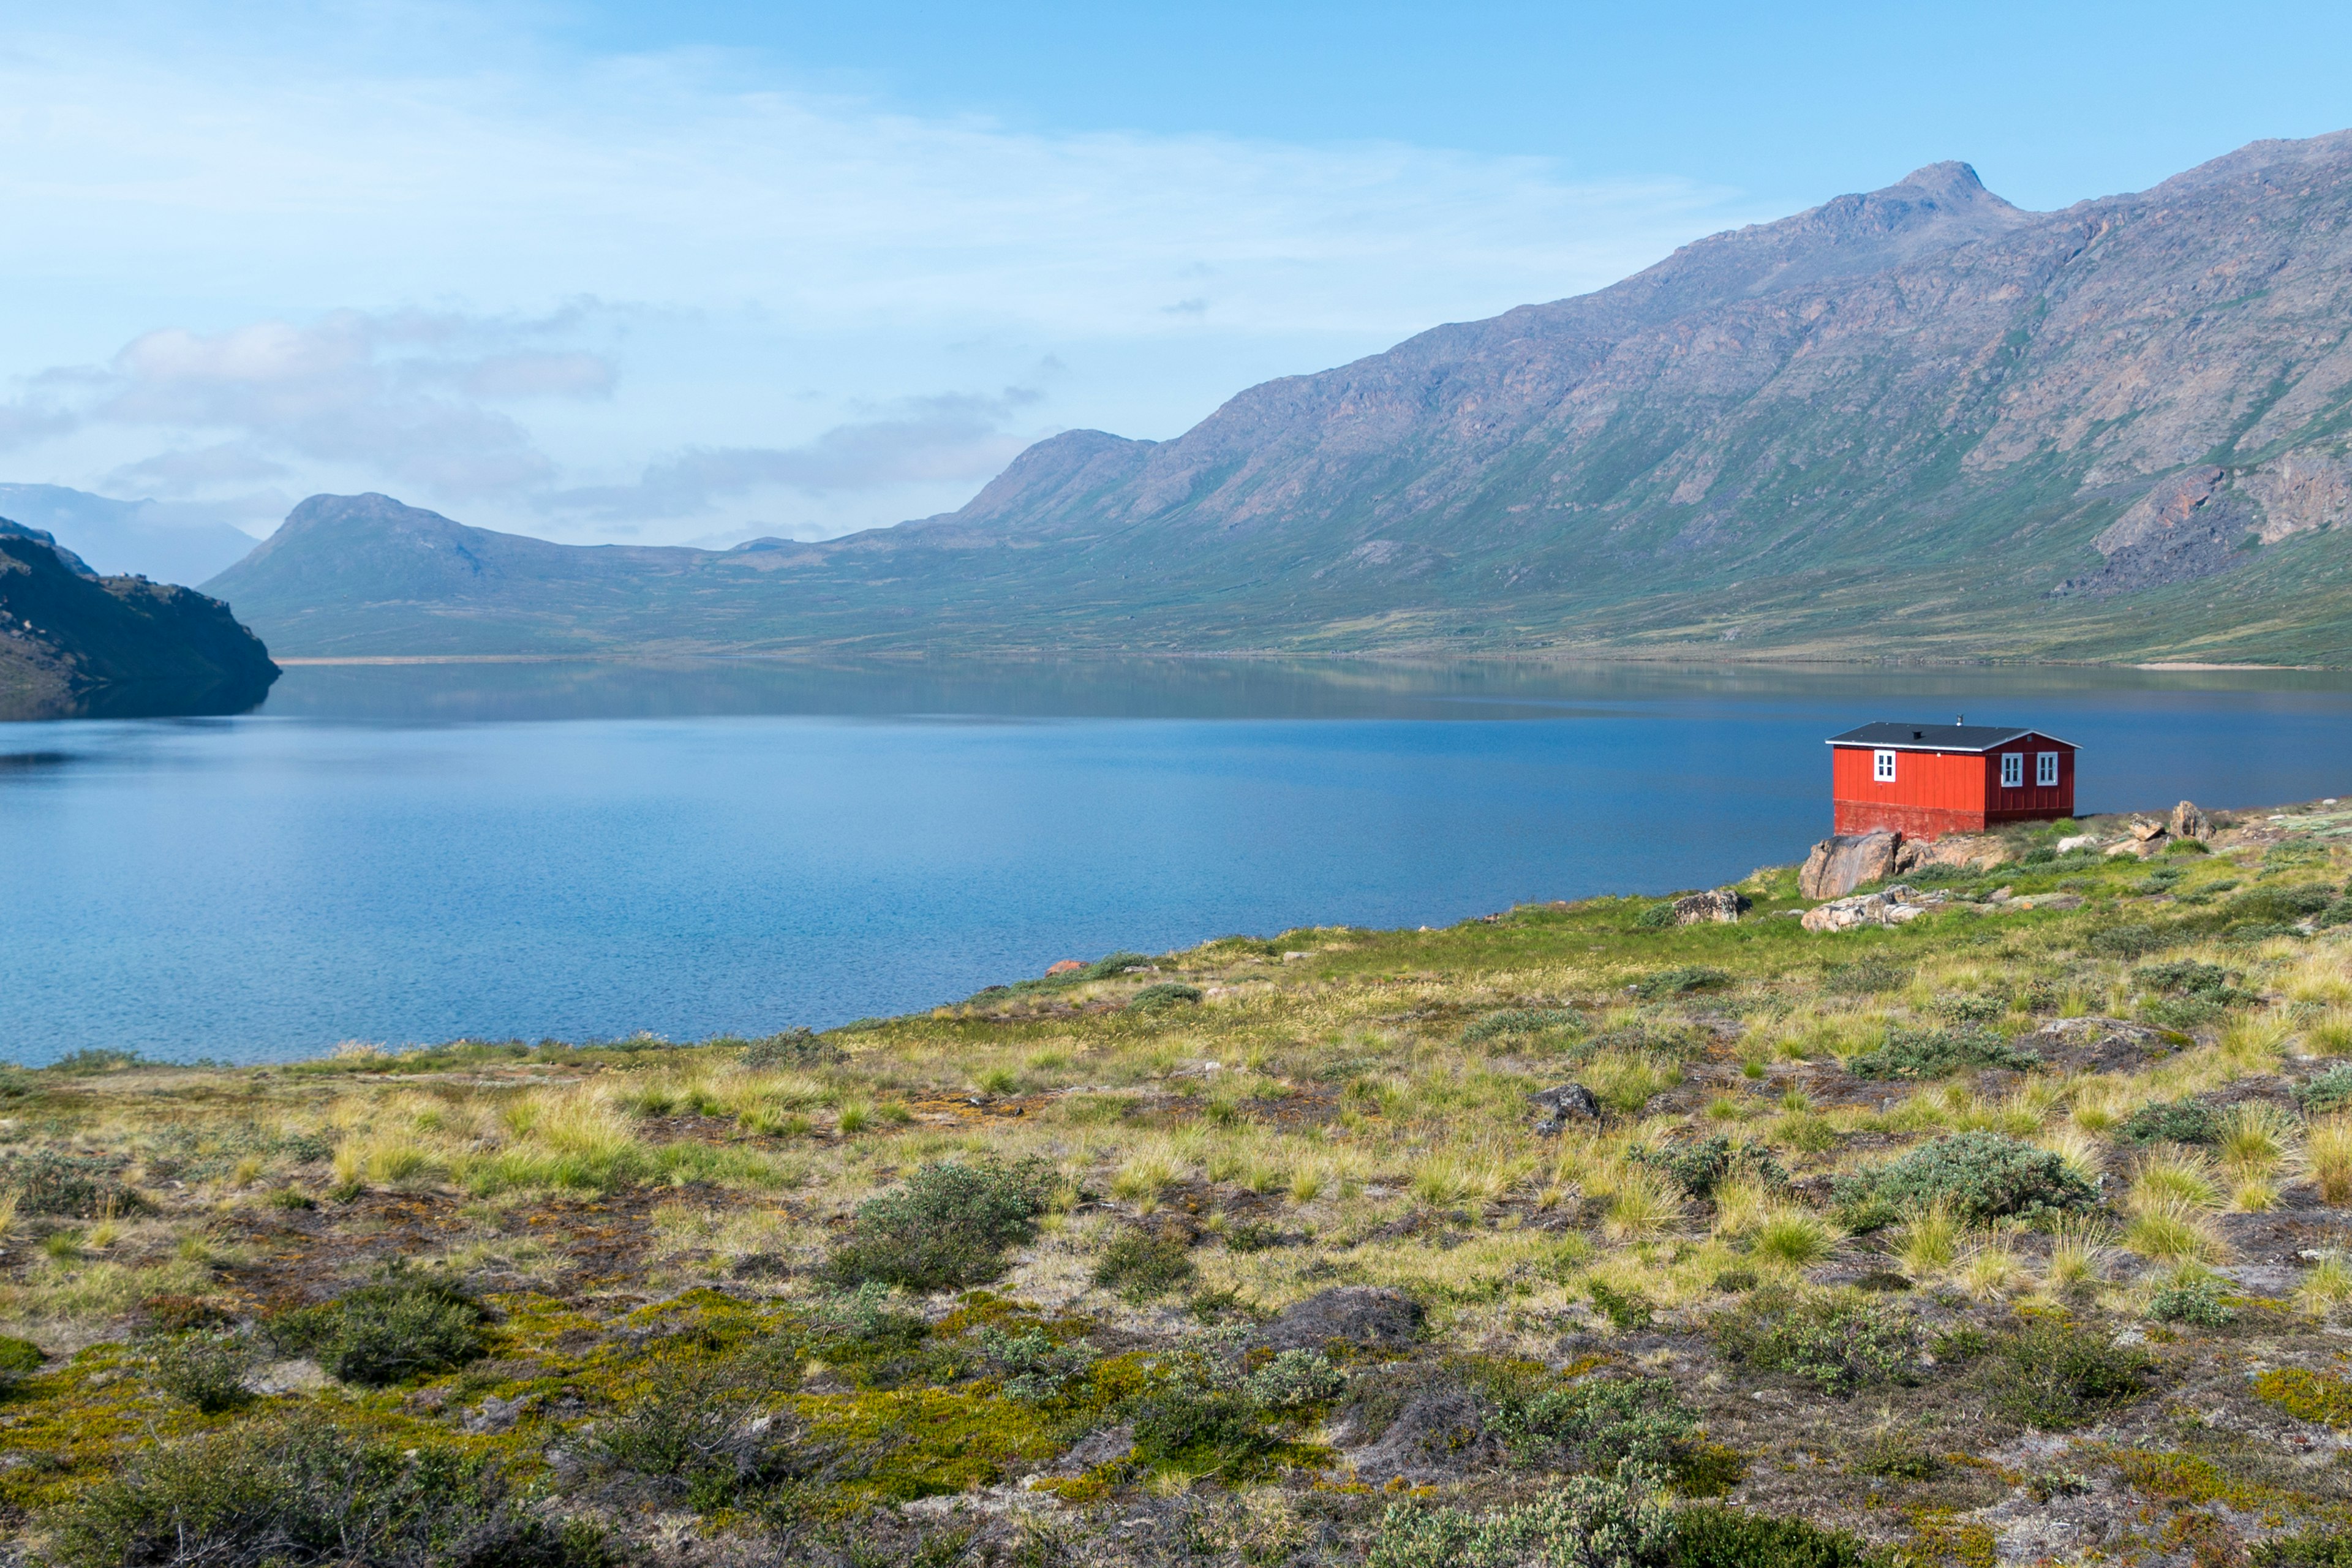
top-left (1891, 159), bottom-right (2000, 203)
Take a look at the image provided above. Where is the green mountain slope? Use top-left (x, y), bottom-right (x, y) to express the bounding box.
top-left (0, 522), bottom-right (280, 719)
top-left (209, 134), bottom-right (2352, 663)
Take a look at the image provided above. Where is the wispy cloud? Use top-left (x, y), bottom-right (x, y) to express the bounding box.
top-left (0, 11), bottom-right (1765, 541)
top-left (548, 390), bottom-right (1044, 522)
top-left (27, 311), bottom-right (614, 499)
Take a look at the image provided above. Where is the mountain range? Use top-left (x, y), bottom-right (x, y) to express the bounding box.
top-left (149, 132), bottom-right (2352, 662)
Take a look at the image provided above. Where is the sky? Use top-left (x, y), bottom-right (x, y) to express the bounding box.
top-left (4, 1), bottom-right (2351, 548)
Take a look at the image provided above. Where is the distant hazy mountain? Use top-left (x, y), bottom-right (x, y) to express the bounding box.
top-left (0, 485), bottom-right (261, 587)
top-left (0, 520), bottom-right (279, 720)
top-left (209, 133), bottom-right (2352, 664)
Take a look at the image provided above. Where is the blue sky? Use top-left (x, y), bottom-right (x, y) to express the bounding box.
top-left (4, 0), bottom-right (2350, 546)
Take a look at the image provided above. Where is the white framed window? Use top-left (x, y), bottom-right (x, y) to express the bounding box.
top-left (2037, 751), bottom-right (2060, 787)
top-left (1873, 748), bottom-right (1896, 783)
top-left (2001, 752), bottom-right (2024, 788)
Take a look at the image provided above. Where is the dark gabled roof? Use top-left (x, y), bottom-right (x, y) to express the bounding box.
top-left (1826, 722), bottom-right (2078, 753)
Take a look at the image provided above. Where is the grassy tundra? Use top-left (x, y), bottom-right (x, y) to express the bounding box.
top-left (15, 805), bottom-right (2352, 1565)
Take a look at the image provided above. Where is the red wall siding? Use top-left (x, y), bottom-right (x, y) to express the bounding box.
top-left (1831, 746), bottom-right (1989, 813)
top-left (1982, 733), bottom-right (2075, 823)
top-left (1831, 733), bottom-right (2075, 838)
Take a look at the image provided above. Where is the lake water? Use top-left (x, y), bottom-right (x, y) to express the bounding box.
top-left (7, 658), bottom-right (2352, 1066)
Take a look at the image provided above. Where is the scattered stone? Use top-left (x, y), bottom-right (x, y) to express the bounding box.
top-left (462, 1393), bottom-right (533, 1434)
top-left (2107, 837), bottom-right (2162, 859)
top-left (1801, 889), bottom-right (1939, 932)
top-left (1043, 1423), bottom-right (1134, 1477)
top-left (1894, 832), bottom-right (2010, 873)
top-left (2029, 1017), bottom-right (2177, 1072)
top-left (1672, 889), bottom-right (1751, 925)
top-left (2171, 801), bottom-right (2210, 840)
top-left (1799, 830), bottom-right (1902, 899)
top-left (1257, 1286), bottom-right (1424, 1354)
top-left (2055, 834), bottom-right (2100, 854)
top-left (1045, 960), bottom-right (1082, 976)
top-left (1529, 1083), bottom-right (1602, 1134)
top-left (1987, 886), bottom-right (2013, 903)
top-left (244, 1359), bottom-right (328, 1396)
top-left (2128, 816), bottom-right (2168, 842)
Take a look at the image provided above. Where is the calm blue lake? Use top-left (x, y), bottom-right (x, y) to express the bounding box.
top-left (7, 658), bottom-right (2352, 1065)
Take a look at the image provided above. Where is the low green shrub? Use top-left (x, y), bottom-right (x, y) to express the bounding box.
top-left (1224, 1218), bottom-right (1284, 1253)
top-left (2089, 924), bottom-right (2165, 960)
top-left (1491, 1374), bottom-right (1695, 1472)
top-left (2119, 1099), bottom-right (2220, 1145)
top-left (1630, 1136), bottom-right (1787, 1199)
top-left (2133, 960), bottom-right (2260, 1025)
top-left (2141, 996), bottom-right (2225, 1030)
top-left (2025, 1469), bottom-right (2090, 1502)
top-left (1841, 1133), bottom-right (2097, 1225)
top-left (1246, 1348), bottom-right (1346, 1411)
top-left (1090, 1227), bottom-right (1196, 1301)
top-left (1367, 1463), bottom-right (1674, 1568)
top-left (1709, 1289), bottom-right (1912, 1395)
top-left (2301, 1065), bottom-right (2352, 1115)
top-left (1634, 903), bottom-right (1679, 930)
top-left (2166, 837), bottom-right (2212, 856)
top-left (739, 1028), bottom-right (842, 1068)
top-left (1463, 1008), bottom-right (1585, 1044)
top-left (1988, 1319), bottom-right (2155, 1430)
top-left (152, 1329), bottom-right (258, 1414)
top-left (807, 1281), bottom-right (929, 1353)
top-left (1670, 1504), bottom-right (1886, 1566)
top-left (47, 1415), bottom-right (616, 1568)
top-left (0, 1335), bottom-right (43, 1395)
top-left (1589, 1280), bottom-right (1655, 1330)
top-left (271, 1265), bottom-right (490, 1387)
top-left (2148, 1276), bottom-right (2235, 1327)
top-left (1932, 995), bottom-right (2007, 1025)
top-left (1824, 959), bottom-right (1909, 995)
top-left (1852, 1433), bottom-right (1939, 1480)
top-left (1075, 951), bottom-right (1153, 981)
top-left (590, 1351), bottom-right (788, 1505)
top-left (825, 1156), bottom-right (1057, 1292)
top-left (41, 1049), bottom-right (165, 1076)
top-left (1127, 982), bottom-right (1204, 1013)
top-left (979, 1326), bottom-right (1097, 1404)
top-left (0, 1152), bottom-right (152, 1218)
top-left (2255, 1531), bottom-right (2352, 1566)
top-left (2136, 960), bottom-right (2238, 995)
top-left (2231, 885), bottom-right (2336, 924)
top-left (1632, 967), bottom-right (1730, 998)
top-left (1844, 1028), bottom-right (2039, 1081)
top-left (1129, 1382), bottom-right (1273, 1469)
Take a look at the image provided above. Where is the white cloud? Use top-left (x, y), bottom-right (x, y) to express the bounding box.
top-left (0, 12), bottom-right (1768, 541)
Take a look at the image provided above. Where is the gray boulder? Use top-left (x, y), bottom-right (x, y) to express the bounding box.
top-left (1530, 1083), bottom-right (1602, 1134)
top-left (1672, 889), bottom-right (1751, 925)
top-left (1799, 830), bottom-right (1901, 899)
top-left (2171, 801), bottom-right (2210, 839)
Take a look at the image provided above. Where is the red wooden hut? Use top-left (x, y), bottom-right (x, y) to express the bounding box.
top-left (1826, 722), bottom-right (2077, 839)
